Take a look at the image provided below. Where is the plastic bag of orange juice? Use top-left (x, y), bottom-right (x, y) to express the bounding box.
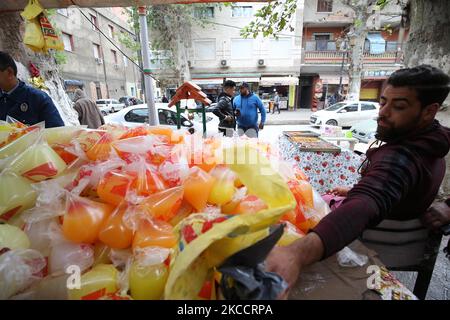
top-left (62, 192), bottom-right (115, 244)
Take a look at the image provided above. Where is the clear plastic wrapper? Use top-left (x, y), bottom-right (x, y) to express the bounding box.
top-left (0, 249), bottom-right (47, 299)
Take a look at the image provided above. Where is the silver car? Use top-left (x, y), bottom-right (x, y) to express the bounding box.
top-left (96, 99), bottom-right (125, 115)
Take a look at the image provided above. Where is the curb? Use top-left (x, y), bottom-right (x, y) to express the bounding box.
top-left (265, 120), bottom-right (310, 125)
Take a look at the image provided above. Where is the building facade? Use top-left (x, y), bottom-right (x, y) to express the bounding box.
top-left (148, 2), bottom-right (304, 110)
top-left (152, 0), bottom-right (406, 109)
top-left (52, 7), bottom-right (142, 102)
top-left (301, 0), bottom-right (406, 108)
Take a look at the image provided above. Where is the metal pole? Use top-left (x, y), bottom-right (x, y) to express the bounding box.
top-left (138, 6), bottom-right (158, 126)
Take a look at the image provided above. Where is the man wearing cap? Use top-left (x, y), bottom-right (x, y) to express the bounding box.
top-left (233, 82), bottom-right (266, 138)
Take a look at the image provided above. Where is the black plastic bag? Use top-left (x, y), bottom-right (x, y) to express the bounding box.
top-left (218, 224), bottom-right (288, 300)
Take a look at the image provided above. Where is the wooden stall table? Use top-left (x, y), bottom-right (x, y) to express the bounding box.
top-left (289, 240), bottom-right (418, 300)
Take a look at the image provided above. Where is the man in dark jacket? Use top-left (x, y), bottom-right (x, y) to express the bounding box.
top-left (266, 65), bottom-right (450, 293)
top-left (0, 51), bottom-right (64, 128)
top-left (73, 89), bottom-right (104, 129)
top-left (213, 80), bottom-right (236, 137)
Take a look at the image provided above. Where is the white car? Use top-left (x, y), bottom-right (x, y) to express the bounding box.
top-left (104, 104), bottom-right (219, 135)
top-left (96, 99), bottom-right (126, 115)
top-left (310, 101), bottom-right (380, 127)
top-left (350, 119), bottom-right (378, 144)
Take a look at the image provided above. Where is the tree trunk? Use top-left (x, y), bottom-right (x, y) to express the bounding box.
top-left (405, 0), bottom-right (450, 106)
top-left (342, 0), bottom-right (371, 101)
top-left (347, 27), bottom-right (367, 101)
top-left (404, 0), bottom-right (450, 199)
top-left (0, 12), bottom-right (79, 126)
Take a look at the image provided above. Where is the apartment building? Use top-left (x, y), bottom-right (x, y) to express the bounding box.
top-left (149, 2), bottom-right (304, 109)
top-left (301, 0), bottom-right (406, 108)
top-left (52, 7), bottom-right (142, 101)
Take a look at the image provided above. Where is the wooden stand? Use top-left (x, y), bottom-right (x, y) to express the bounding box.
top-left (168, 82), bottom-right (212, 136)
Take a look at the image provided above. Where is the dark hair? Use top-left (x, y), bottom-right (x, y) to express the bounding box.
top-left (240, 82), bottom-right (250, 89)
top-left (0, 51), bottom-right (17, 76)
top-left (387, 65), bottom-right (450, 108)
top-left (223, 80), bottom-right (236, 88)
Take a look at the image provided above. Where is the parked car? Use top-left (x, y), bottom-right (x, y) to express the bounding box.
top-left (119, 96), bottom-right (143, 107)
top-left (350, 119), bottom-right (378, 144)
top-left (310, 101), bottom-right (380, 127)
top-left (104, 104), bottom-right (219, 135)
top-left (96, 99), bottom-right (125, 115)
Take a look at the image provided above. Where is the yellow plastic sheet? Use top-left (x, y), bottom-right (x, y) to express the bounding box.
top-left (20, 0), bottom-right (44, 20)
top-left (164, 144), bottom-right (296, 299)
top-left (23, 18), bottom-right (45, 52)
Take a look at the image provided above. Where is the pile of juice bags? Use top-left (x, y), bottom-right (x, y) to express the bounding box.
top-left (0, 118), bottom-right (329, 300)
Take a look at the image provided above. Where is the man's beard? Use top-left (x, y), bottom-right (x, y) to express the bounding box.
top-left (375, 114), bottom-right (421, 142)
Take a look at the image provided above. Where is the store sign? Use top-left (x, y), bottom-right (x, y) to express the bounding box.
top-left (364, 70), bottom-right (394, 78)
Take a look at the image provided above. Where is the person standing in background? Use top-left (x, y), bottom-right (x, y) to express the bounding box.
top-left (73, 88), bottom-right (104, 129)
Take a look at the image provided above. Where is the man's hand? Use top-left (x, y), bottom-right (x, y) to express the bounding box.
top-left (330, 186), bottom-right (350, 197)
top-left (234, 109), bottom-right (241, 117)
top-left (258, 122), bottom-right (264, 130)
top-left (265, 233), bottom-right (324, 299)
top-left (422, 202), bottom-right (450, 231)
top-left (266, 244), bottom-right (302, 291)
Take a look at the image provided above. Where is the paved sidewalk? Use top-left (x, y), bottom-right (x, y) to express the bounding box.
top-left (265, 109), bottom-right (312, 125)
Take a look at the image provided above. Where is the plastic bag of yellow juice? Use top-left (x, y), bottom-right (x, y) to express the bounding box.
top-left (68, 264), bottom-right (119, 300)
top-left (0, 172), bottom-right (37, 225)
top-left (0, 224), bottom-right (31, 250)
top-left (43, 125), bottom-right (86, 146)
top-left (129, 247), bottom-right (170, 300)
top-left (7, 139), bottom-right (67, 182)
top-left (0, 123), bottom-right (42, 170)
top-left (164, 144), bottom-right (296, 299)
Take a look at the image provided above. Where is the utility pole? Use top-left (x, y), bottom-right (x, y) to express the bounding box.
top-left (138, 6), bottom-right (158, 126)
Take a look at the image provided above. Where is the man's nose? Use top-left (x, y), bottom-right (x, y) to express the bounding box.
top-left (378, 104), bottom-right (390, 118)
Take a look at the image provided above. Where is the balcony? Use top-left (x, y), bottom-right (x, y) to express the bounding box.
top-left (303, 41), bottom-right (401, 65)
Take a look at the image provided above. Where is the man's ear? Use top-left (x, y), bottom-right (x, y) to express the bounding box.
top-left (423, 103), bottom-right (440, 121)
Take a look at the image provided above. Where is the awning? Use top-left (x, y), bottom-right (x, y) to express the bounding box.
top-left (64, 79), bottom-right (84, 87)
top-left (226, 77), bottom-right (260, 83)
top-left (319, 75), bottom-right (349, 85)
top-left (1, 1), bottom-right (269, 11)
top-left (366, 33), bottom-right (386, 55)
top-left (260, 77), bottom-right (299, 86)
top-left (192, 78), bottom-right (224, 85)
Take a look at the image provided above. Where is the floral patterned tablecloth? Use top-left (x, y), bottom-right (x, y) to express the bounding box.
top-left (279, 135), bottom-right (364, 194)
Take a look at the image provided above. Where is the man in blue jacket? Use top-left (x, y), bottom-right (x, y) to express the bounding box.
top-left (0, 51), bottom-right (64, 128)
top-left (233, 82), bottom-right (266, 138)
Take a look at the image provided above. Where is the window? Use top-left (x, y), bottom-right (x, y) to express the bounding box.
top-left (314, 34), bottom-right (331, 51)
top-left (57, 8), bottom-right (68, 17)
top-left (61, 33), bottom-right (74, 52)
top-left (93, 43), bottom-right (101, 59)
top-left (158, 110), bottom-right (178, 126)
top-left (232, 6), bottom-right (253, 18)
top-left (108, 25), bottom-right (114, 38)
top-left (123, 54), bottom-right (128, 67)
top-left (317, 0), bottom-right (333, 13)
top-left (342, 104), bottom-right (358, 112)
top-left (125, 109), bottom-right (148, 123)
top-left (111, 50), bottom-right (118, 64)
top-left (90, 14), bottom-right (98, 31)
top-left (231, 39), bottom-right (253, 59)
top-left (194, 40), bottom-right (216, 60)
top-left (386, 41), bottom-right (397, 52)
top-left (361, 103), bottom-right (377, 111)
top-left (269, 38), bottom-right (292, 59)
top-left (194, 7), bottom-right (214, 19)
